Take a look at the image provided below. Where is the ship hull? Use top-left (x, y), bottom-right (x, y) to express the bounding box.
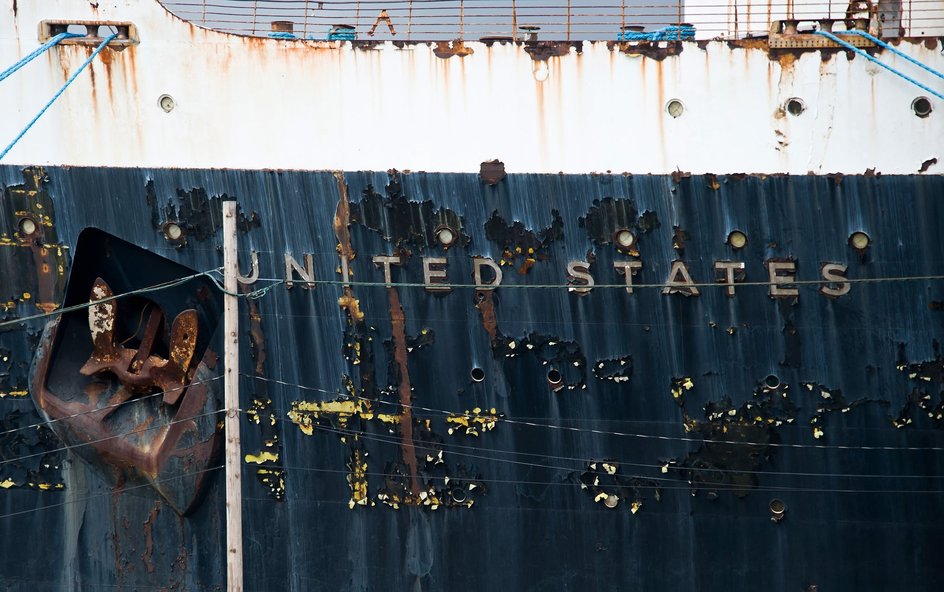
top-left (1, 165), bottom-right (943, 590)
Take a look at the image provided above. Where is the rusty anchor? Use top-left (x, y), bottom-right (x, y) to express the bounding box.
top-left (80, 277), bottom-right (197, 406)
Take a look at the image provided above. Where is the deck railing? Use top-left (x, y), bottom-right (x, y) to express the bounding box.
top-left (160, 0), bottom-right (944, 41)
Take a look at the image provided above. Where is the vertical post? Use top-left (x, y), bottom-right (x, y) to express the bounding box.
top-left (677, 0), bottom-right (682, 40)
top-left (408, 0), bottom-right (413, 40)
top-left (222, 198), bottom-right (243, 592)
top-left (459, 0), bottom-right (464, 40)
top-left (202, 0), bottom-right (207, 26)
top-left (251, 1), bottom-right (259, 35)
top-left (512, 0), bottom-right (517, 41)
top-left (621, 0), bottom-right (625, 32)
top-left (303, 0), bottom-right (311, 38)
top-left (567, 0), bottom-right (571, 41)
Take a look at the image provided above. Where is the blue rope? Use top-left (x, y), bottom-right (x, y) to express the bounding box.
top-left (0, 32), bottom-right (83, 84)
top-left (0, 34), bottom-right (118, 162)
top-left (813, 31), bottom-right (944, 101)
top-left (618, 25), bottom-right (695, 42)
top-left (843, 29), bottom-right (944, 83)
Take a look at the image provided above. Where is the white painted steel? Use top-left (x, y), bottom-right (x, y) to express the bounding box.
top-left (0, 0), bottom-right (941, 174)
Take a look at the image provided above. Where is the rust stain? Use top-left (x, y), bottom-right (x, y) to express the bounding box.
top-left (333, 172), bottom-right (355, 262)
top-left (475, 290), bottom-right (498, 347)
top-left (333, 171), bottom-right (364, 323)
top-left (387, 287), bottom-right (420, 496)
top-left (141, 501), bottom-right (161, 574)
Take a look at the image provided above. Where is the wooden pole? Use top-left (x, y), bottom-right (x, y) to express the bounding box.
top-left (222, 198), bottom-right (243, 592)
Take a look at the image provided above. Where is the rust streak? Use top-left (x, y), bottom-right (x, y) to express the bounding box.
top-left (141, 501), bottom-right (161, 574)
top-left (475, 290), bottom-right (498, 347)
top-left (388, 287), bottom-right (420, 496)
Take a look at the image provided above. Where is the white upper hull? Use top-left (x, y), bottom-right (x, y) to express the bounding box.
top-left (0, 0), bottom-right (941, 174)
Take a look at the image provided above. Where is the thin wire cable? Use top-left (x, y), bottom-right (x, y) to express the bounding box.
top-left (0, 407), bottom-right (225, 468)
top-left (0, 464), bottom-right (223, 520)
top-left (247, 374), bottom-right (944, 452)
top-left (275, 419), bottom-right (944, 493)
top-left (0, 375), bottom-right (224, 438)
top-left (0, 269), bottom-right (217, 331)
top-left (263, 410), bottom-right (944, 480)
top-left (247, 271), bottom-right (944, 291)
top-left (249, 464), bottom-right (944, 495)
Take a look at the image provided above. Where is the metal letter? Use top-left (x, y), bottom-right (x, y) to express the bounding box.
top-left (767, 260), bottom-right (799, 298)
top-left (714, 260), bottom-right (745, 297)
top-left (473, 257), bottom-right (503, 290)
top-left (373, 255), bottom-right (402, 286)
top-left (662, 261), bottom-right (700, 296)
top-left (820, 263), bottom-right (851, 297)
top-left (423, 257), bottom-right (451, 292)
top-left (567, 260), bottom-right (594, 294)
top-left (237, 250), bottom-right (259, 285)
top-left (613, 260), bottom-right (643, 294)
top-left (284, 253), bottom-right (315, 289)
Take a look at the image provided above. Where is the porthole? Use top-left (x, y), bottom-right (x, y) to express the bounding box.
top-left (727, 230), bottom-right (747, 250)
top-left (470, 367), bottom-right (485, 383)
top-left (158, 94), bottom-right (176, 113)
top-left (613, 228), bottom-right (636, 249)
top-left (849, 231), bottom-right (870, 250)
top-left (17, 217), bottom-right (38, 237)
top-left (435, 225), bottom-right (457, 248)
top-left (666, 99), bottom-right (684, 118)
top-left (162, 221), bottom-right (184, 242)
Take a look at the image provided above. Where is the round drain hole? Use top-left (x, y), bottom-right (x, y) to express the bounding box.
top-left (785, 98), bottom-right (805, 116)
top-left (764, 374), bottom-right (781, 389)
top-left (912, 96), bottom-right (932, 118)
top-left (547, 368), bottom-right (563, 385)
top-left (470, 367), bottom-right (485, 383)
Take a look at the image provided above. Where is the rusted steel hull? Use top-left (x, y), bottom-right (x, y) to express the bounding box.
top-left (1, 165), bottom-right (943, 591)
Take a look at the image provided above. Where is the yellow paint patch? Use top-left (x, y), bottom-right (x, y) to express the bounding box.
top-left (446, 407), bottom-right (502, 436)
top-left (244, 451), bottom-right (279, 464)
top-left (0, 479), bottom-right (15, 489)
